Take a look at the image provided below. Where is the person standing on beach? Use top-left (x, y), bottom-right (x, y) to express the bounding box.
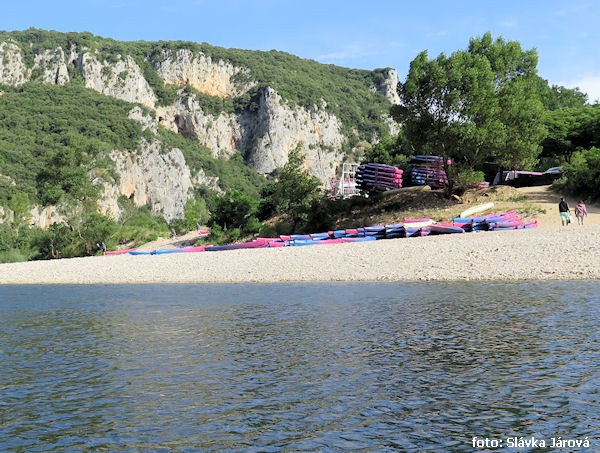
top-left (559, 197), bottom-right (570, 226)
top-left (575, 200), bottom-right (588, 225)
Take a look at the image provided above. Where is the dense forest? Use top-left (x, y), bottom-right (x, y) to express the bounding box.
top-left (0, 30), bottom-right (599, 263)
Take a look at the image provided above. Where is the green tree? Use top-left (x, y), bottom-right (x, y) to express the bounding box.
top-left (541, 105), bottom-right (600, 163)
top-left (7, 192), bottom-right (31, 230)
top-left (258, 145), bottom-right (322, 224)
top-left (210, 189), bottom-right (259, 231)
top-left (533, 77), bottom-right (588, 110)
top-left (392, 33), bottom-right (546, 191)
top-left (36, 147), bottom-right (99, 205)
top-left (554, 148), bottom-right (600, 200)
top-left (361, 133), bottom-right (412, 168)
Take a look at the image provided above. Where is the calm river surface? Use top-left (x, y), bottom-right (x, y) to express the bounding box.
top-left (1, 282), bottom-right (599, 452)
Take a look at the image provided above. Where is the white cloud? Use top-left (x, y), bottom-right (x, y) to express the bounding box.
top-left (561, 74), bottom-right (600, 104)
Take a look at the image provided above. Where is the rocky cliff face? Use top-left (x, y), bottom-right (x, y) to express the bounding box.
top-left (97, 139), bottom-right (193, 222)
top-left (376, 68), bottom-right (401, 105)
top-left (0, 36), bottom-right (399, 224)
top-left (154, 49), bottom-right (254, 98)
top-left (0, 42), bottom-right (27, 85)
top-left (242, 88), bottom-right (344, 181)
top-left (157, 94), bottom-right (241, 158)
top-left (77, 53), bottom-right (157, 107)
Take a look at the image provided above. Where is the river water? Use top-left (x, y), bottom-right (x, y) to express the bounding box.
top-left (1, 282), bottom-right (599, 452)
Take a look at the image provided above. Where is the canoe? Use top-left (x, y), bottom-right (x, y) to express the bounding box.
top-left (106, 248), bottom-right (137, 255)
top-left (341, 236), bottom-right (377, 243)
top-left (359, 166), bottom-right (403, 175)
top-left (403, 219), bottom-right (434, 228)
top-left (290, 238), bottom-right (344, 246)
top-left (360, 163), bottom-right (403, 172)
top-left (460, 202), bottom-right (494, 218)
top-left (205, 238), bottom-right (269, 252)
top-left (177, 246), bottom-right (211, 252)
top-left (428, 225), bottom-right (465, 234)
top-left (267, 240), bottom-right (287, 247)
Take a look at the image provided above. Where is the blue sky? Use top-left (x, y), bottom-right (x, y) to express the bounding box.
top-left (2, 0), bottom-right (600, 101)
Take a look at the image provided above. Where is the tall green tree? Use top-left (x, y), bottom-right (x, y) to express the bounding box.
top-left (392, 33), bottom-right (546, 190)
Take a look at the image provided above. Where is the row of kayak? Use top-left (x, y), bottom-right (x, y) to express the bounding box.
top-left (109, 210), bottom-right (535, 255)
top-left (356, 163), bottom-right (403, 192)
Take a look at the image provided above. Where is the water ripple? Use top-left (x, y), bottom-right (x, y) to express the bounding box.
top-left (1, 281), bottom-right (599, 451)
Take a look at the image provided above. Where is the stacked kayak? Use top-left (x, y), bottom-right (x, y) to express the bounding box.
top-left (407, 155), bottom-right (448, 188)
top-left (356, 163), bottom-right (403, 192)
top-left (452, 210), bottom-right (537, 232)
top-left (120, 211), bottom-right (537, 256)
top-left (129, 245), bottom-right (213, 255)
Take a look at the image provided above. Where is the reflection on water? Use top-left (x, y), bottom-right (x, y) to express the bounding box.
top-left (1, 282), bottom-right (599, 451)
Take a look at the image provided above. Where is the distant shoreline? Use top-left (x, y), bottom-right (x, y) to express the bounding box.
top-left (1, 225), bottom-right (599, 284)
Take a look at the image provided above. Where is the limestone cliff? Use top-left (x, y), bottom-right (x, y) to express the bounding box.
top-left (241, 88), bottom-right (344, 182)
top-left (0, 32), bottom-right (400, 224)
top-left (154, 49), bottom-right (254, 98)
top-left (97, 139), bottom-right (193, 222)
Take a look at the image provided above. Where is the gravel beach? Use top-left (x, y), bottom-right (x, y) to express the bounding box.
top-left (2, 185), bottom-right (598, 284)
top-left (1, 224), bottom-right (598, 284)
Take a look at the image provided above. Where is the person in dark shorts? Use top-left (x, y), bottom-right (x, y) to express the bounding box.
top-left (558, 197), bottom-right (570, 226)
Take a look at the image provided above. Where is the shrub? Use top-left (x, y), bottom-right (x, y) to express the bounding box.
top-left (259, 146), bottom-right (323, 225)
top-left (553, 148), bottom-right (600, 200)
top-left (454, 169), bottom-right (487, 192)
top-left (210, 189), bottom-right (259, 231)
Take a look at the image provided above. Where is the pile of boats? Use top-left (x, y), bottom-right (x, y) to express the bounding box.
top-left (356, 163), bottom-right (403, 192)
top-left (111, 206), bottom-right (536, 255)
top-left (406, 155), bottom-right (448, 188)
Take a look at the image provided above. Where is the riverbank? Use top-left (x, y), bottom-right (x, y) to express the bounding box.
top-left (1, 223), bottom-right (598, 283)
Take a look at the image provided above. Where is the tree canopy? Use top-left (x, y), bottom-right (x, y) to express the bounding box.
top-left (392, 32), bottom-right (547, 186)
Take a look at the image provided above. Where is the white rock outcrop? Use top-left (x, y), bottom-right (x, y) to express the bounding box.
top-left (29, 206), bottom-right (64, 229)
top-left (243, 88), bottom-right (344, 183)
top-left (157, 94), bottom-right (241, 158)
top-left (0, 42), bottom-right (27, 86)
top-left (76, 53), bottom-right (157, 107)
top-left (32, 48), bottom-right (70, 85)
top-left (154, 49), bottom-right (254, 98)
top-left (98, 140), bottom-right (193, 222)
top-left (376, 68), bottom-right (401, 105)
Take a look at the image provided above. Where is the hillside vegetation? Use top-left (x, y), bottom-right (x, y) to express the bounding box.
top-left (0, 28), bottom-right (392, 141)
top-left (0, 30), bottom-right (599, 264)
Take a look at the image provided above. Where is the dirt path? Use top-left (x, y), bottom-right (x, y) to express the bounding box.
top-left (516, 185), bottom-right (600, 231)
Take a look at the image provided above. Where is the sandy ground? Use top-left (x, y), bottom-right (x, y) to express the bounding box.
top-left (1, 186), bottom-right (599, 284)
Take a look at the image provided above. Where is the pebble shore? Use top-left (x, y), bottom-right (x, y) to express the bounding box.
top-left (1, 224), bottom-right (598, 284)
